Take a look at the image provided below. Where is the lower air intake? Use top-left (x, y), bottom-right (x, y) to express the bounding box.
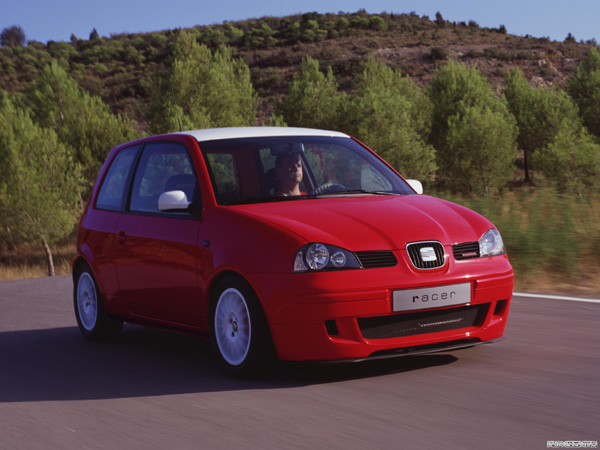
top-left (358, 304), bottom-right (488, 340)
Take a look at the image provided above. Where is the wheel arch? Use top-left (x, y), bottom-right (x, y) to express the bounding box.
top-left (208, 270), bottom-right (259, 314)
top-left (72, 241), bottom-right (95, 280)
top-left (72, 255), bottom-right (91, 281)
top-left (207, 270), bottom-right (278, 375)
top-left (72, 256), bottom-right (123, 340)
top-left (207, 270), bottom-right (276, 346)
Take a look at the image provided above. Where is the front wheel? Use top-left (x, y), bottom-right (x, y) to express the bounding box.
top-left (74, 263), bottom-right (122, 340)
top-left (210, 277), bottom-right (275, 377)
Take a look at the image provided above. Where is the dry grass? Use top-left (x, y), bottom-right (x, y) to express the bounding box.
top-left (444, 187), bottom-right (600, 298)
top-left (0, 241), bottom-right (75, 280)
top-left (515, 266), bottom-right (600, 297)
top-left (2, 189), bottom-right (599, 299)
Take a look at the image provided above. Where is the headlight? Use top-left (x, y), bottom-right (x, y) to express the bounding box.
top-left (294, 243), bottom-right (362, 272)
top-left (479, 229), bottom-right (505, 257)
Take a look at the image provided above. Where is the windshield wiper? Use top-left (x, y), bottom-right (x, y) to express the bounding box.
top-left (309, 189), bottom-right (394, 198)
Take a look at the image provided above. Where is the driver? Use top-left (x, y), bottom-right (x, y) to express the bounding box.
top-left (275, 152), bottom-right (305, 196)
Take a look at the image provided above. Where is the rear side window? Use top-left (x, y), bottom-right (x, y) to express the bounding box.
top-left (95, 146), bottom-right (139, 211)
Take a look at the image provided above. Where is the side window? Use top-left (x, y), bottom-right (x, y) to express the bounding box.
top-left (95, 146), bottom-right (139, 211)
top-left (129, 142), bottom-right (197, 214)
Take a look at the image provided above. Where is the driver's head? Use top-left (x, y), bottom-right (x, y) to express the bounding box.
top-left (276, 152), bottom-right (302, 181)
top-left (275, 152), bottom-right (303, 195)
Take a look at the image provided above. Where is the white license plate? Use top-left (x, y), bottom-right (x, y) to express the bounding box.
top-left (392, 283), bottom-right (471, 312)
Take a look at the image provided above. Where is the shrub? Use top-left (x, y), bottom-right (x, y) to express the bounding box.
top-left (430, 46), bottom-right (448, 61)
top-left (149, 33), bottom-right (168, 48)
top-left (368, 16), bottom-right (387, 31)
top-left (91, 63), bottom-right (109, 75)
top-left (131, 36), bottom-right (148, 50)
top-left (198, 26), bottom-right (229, 47)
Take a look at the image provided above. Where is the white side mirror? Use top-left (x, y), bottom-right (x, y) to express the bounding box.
top-left (406, 179), bottom-right (423, 195)
top-left (158, 190), bottom-right (191, 212)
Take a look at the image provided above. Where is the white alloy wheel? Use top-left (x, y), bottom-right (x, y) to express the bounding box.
top-left (77, 272), bottom-right (98, 332)
top-left (214, 287), bottom-right (252, 366)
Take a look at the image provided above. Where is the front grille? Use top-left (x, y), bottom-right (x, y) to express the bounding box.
top-left (358, 304), bottom-right (488, 340)
top-left (406, 241), bottom-right (445, 269)
top-left (453, 241), bottom-right (480, 260)
top-left (355, 251), bottom-right (397, 269)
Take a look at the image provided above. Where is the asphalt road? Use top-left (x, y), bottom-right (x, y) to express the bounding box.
top-left (0, 276), bottom-right (598, 450)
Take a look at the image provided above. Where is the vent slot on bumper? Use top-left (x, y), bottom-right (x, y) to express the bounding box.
top-left (358, 304), bottom-right (488, 340)
top-left (355, 251), bottom-right (397, 269)
top-left (452, 241), bottom-right (480, 260)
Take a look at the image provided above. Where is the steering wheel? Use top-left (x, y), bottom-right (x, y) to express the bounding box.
top-left (310, 182), bottom-right (347, 195)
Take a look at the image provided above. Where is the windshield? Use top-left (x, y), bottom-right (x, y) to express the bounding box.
top-left (200, 136), bottom-right (415, 205)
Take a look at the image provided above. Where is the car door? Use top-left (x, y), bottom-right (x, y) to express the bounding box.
top-left (113, 141), bottom-right (203, 326)
top-left (81, 144), bottom-right (141, 307)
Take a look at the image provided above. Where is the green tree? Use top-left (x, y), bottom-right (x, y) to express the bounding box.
top-left (531, 127), bottom-right (600, 193)
top-left (445, 105), bottom-right (517, 194)
top-left (0, 95), bottom-right (82, 276)
top-left (25, 61), bottom-right (138, 196)
top-left (504, 67), bottom-right (583, 183)
top-left (276, 56), bottom-right (345, 129)
top-left (428, 60), bottom-right (517, 193)
top-left (568, 47), bottom-right (600, 138)
top-left (1, 25), bottom-right (26, 48)
top-left (342, 57), bottom-right (436, 181)
top-left (149, 31), bottom-right (257, 134)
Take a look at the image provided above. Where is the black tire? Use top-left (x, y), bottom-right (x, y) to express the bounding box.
top-left (209, 276), bottom-right (276, 377)
top-left (73, 262), bottom-right (123, 341)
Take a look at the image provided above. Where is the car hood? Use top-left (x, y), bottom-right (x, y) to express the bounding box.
top-left (233, 195), bottom-right (494, 251)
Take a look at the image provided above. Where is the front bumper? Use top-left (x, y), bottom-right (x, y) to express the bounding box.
top-left (248, 256), bottom-right (514, 362)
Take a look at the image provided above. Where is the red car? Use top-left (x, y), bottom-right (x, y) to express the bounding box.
top-left (74, 127), bottom-right (513, 376)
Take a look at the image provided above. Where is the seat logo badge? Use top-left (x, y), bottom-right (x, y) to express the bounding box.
top-left (420, 247), bottom-right (437, 262)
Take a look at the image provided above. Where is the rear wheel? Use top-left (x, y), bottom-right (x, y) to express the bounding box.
top-left (210, 277), bottom-right (275, 377)
top-left (74, 263), bottom-right (122, 340)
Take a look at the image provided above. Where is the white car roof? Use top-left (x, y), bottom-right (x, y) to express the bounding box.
top-left (174, 127), bottom-right (350, 142)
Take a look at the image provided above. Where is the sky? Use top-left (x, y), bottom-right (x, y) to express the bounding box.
top-left (1, 0), bottom-right (599, 45)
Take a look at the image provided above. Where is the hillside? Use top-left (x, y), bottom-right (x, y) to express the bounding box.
top-left (0, 11), bottom-right (596, 131)
top-left (2, 11), bottom-right (600, 293)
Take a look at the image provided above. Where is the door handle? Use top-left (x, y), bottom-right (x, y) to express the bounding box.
top-left (116, 231), bottom-right (127, 243)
